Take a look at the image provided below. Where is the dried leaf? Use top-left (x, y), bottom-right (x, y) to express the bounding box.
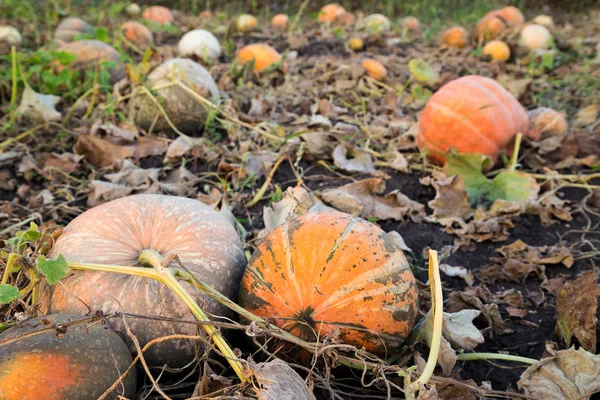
top-left (442, 309), bottom-right (484, 350)
top-left (248, 359), bottom-right (316, 400)
top-left (332, 144), bottom-right (376, 173)
top-left (439, 264), bottom-right (474, 286)
top-left (518, 347), bottom-right (600, 400)
top-left (428, 174), bottom-right (474, 226)
top-left (573, 104), bottom-right (598, 128)
top-left (74, 135), bottom-right (167, 168)
top-left (16, 86), bottom-right (61, 124)
top-left (87, 180), bottom-right (133, 207)
top-left (555, 271), bottom-right (600, 352)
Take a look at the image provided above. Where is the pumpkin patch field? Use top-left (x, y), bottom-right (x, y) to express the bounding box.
top-left (1, 1), bottom-right (600, 399)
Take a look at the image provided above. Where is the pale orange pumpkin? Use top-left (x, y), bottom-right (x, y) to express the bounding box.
top-left (199, 10), bottom-right (213, 19)
top-left (403, 16), bottom-right (420, 32)
top-left (54, 17), bottom-right (93, 42)
top-left (237, 43), bottom-right (287, 73)
top-left (475, 15), bottom-right (506, 42)
top-left (272, 14), bottom-right (289, 29)
top-left (318, 3), bottom-right (345, 23)
top-left (483, 40), bottom-right (510, 61)
top-left (121, 21), bottom-right (153, 48)
top-left (418, 75), bottom-right (530, 165)
top-left (0, 314), bottom-right (136, 400)
top-left (348, 37), bottom-right (364, 51)
top-left (39, 194), bottom-right (247, 368)
top-left (361, 58), bottom-right (387, 80)
top-left (441, 26), bottom-right (468, 48)
top-left (56, 40), bottom-right (125, 83)
top-left (496, 6), bottom-right (525, 27)
top-left (143, 6), bottom-right (174, 24)
top-left (237, 14), bottom-right (258, 32)
top-left (238, 211), bottom-right (419, 354)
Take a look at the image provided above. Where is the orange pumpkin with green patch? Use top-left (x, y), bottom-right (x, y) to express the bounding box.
top-left (238, 211), bottom-right (419, 355)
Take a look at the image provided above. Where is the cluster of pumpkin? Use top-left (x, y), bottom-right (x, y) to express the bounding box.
top-left (0, 194), bottom-right (419, 398)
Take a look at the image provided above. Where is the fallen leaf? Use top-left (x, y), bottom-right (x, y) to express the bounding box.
top-left (320, 178), bottom-right (425, 222)
top-left (332, 144), bottom-right (376, 173)
top-left (442, 309), bottom-right (484, 350)
top-left (428, 174), bottom-right (474, 226)
top-left (90, 120), bottom-right (139, 145)
top-left (573, 104), bottom-right (598, 128)
top-left (74, 135), bottom-right (167, 168)
top-left (518, 346), bottom-right (600, 400)
top-left (16, 86), bottom-right (61, 124)
top-left (87, 180), bottom-right (133, 207)
top-left (439, 264), bottom-right (475, 286)
top-left (446, 291), bottom-right (513, 335)
top-left (248, 359), bottom-right (316, 400)
top-left (555, 270), bottom-right (600, 352)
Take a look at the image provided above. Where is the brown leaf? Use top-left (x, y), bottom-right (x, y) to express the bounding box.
top-left (90, 120), bottom-right (139, 145)
top-left (518, 346), bottom-right (600, 400)
top-left (332, 144), bottom-right (376, 173)
top-left (555, 270), bottom-right (600, 352)
top-left (248, 359), bottom-right (316, 400)
top-left (446, 292), bottom-right (513, 335)
top-left (87, 180), bottom-right (133, 207)
top-left (320, 178), bottom-right (425, 222)
top-left (74, 135), bottom-right (167, 168)
top-left (428, 174), bottom-right (473, 226)
top-left (573, 104), bottom-right (598, 128)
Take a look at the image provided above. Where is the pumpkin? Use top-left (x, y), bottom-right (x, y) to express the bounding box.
top-left (361, 58), bottom-right (387, 80)
top-left (121, 21), bottom-right (154, 48)
top-left (417, 75), bottom-right (530, 165)
top-left (56, 40), bottom-right (125, 83)
top-left (348, 37), bottom-right (364, 51)
top-left (54, 17), bottom-right (93, 42)
top-left (495, 6), bottom-right (525, 26)
top-left (403, 16), bottom-right (420, 32)
top-left (357, 13), bottom-right (391, 34)
top-left (178, 29), bottom-right (221, 61)
top-left (532, 15), bottom-right (554, 30)
top-left (520, 24), bottom-right (552, 50)
top-left (527, 107), bottom-right (568, 140)
top-left (475, 15), bottom-right (506, 42)
top-left (199, 10), bottom-right (213, 19)
top-left (483, 40), bottom-right (510, 62)
top-left (125, 3), bottom-right (141, 17)
top-left (272, 14), bottom-right (289, 29)
top-left (237, 43), bottom-right (287, 73)
top-left (238, 211), bottom-right (419, 354)
top-left (441, 26), bottom-right (468, 48)
top-left (143, 6), bottom-right (174, 24)
top-left (39, 194), bottom-right (246, 368)
top-left (318, 3), bottom-right (345, 23)
top-left (236, 14), bottom-right (258, 33)
top-left (0, 314), bottom-right (136, 399)
top-left (127, 58), bottom-right (219, 133)
top-left (0, 26), bottom-right (22, 46)
top-left (334, 11), bottom-right (355, 26)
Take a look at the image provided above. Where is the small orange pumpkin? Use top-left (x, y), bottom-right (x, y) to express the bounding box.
top-left (318, 3), bottom-right (345, 23)
top-left (238, 211), bottom-right (419, 354)
top-left (0, 314), bottom-right (136, 400)
top-left (237, 43), bottom-right (287, 73)
top-left (361, 58), bottom-right (387, 80)
top-left (418, 75), bottom-right (530, 165)
top-left (142, 6), bottom-right (174, 24)
top-left (483, 40), bottom-right (510, 62)
top-left (475, 15), bottom-right (506, 42)
top-left (39, 194), bottom-right (247, 368)
top-left (237, 14), bottom-right (258, 32)
top-left (272, 14), bottom-right (289, 29)
top-left (54, 17), bottom-right (93, 42)
top-left (403, 16), bottom-right (420, 32)
top-left (441, 26), bottom-right (468, 48)
top-left (121, 21), bottom-right (153, 48)
top-left (348, 37), bottom-right (364, 51)
top-left (495, 6), bottom-right (525, 27)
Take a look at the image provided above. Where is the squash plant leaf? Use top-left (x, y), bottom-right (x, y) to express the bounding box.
top-left (444, 153), bottom-right (539, 207)
top-left (408, 58), bottom-right (439, 86)
top-left (37, 254), bottom-right (70, 285)
top-left (6, 222), bottom-right (42, 252)
top-left (0, 284), bottom-right (21, 304)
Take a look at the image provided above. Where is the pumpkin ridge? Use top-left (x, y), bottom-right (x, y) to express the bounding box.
top-left (246, 264), bottom-right (297, 315)
top-left (282, 224), bottom-right (306, 310)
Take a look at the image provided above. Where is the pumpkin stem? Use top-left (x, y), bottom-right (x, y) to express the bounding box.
top-left (456, 352), bottom-right (537, 364)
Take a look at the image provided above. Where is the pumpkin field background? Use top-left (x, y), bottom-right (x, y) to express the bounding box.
top-left (1, 0), bottom-right (600, 399)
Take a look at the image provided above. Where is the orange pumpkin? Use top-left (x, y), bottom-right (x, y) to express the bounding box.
top-left (483, 40), bottom-right (510, 61)
top-left (272, 14), bottom-right (289, 29)
top-left (237, 43), bottom-right (287, 73)
top-left (441, 26), bottom-right (468, 48)
top-left (56, 40), bottom-right (125, 83)
top-left (403, 16), bottom-right (420, 32)
top-left (348, 37), bottom-right (364, 51)
top-left (0, 314), bottom-right (136, 400)
top-left (121, 21), bottom-right (153, 48)
top-left (142, 6), bottom-right (174, 24)
top-left (318, 3), bottom-right (345, 23)
top-left (238, 212), bottom-right (419, 354)
top-left (495, 6), bottom-right (525, 26)
top-left (236, 14), bottom-right (258, 32)
top-left (475, 15), bottom-right (506, 42)
top-left (361, 58), bottom-right (387, 80)
top-left (39, 194), bottom-right (247, 368)
top-left (418, 75), bottom-right (530, 165)
top-left (54, 17), bottom-right (93, 42)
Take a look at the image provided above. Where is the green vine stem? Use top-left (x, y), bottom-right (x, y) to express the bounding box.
top-left (457, 352), bottom-right (537, 365)
top-left (67, 249), bottom-right (247, 382)
top-left (507, 132), bottom-right (523, 172)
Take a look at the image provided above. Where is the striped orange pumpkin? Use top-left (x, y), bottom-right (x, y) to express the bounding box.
top-left (238, 211), bottom-right (419, 354)
top-left (418, 75), bottom-right (530, 165)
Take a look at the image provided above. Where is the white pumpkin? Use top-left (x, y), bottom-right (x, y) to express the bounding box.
top-left (125, 3), bottom-right (141, 16)
top-left (532, 15), bottom-right (554, 30)
top-left (128, 58), bottom-right (220, 134)
top-left (0, 26), bottom-right (22, 46)
top-left (178, 29), bottom-right (221, 61)
top-left (357, 14), bottom-right (391, 33)
top-left (520, 24), bottom-right (552, 50)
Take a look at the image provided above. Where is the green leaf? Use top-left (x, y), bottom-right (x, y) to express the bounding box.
top-left (37, 254), bottom-right (70, 285)
top-left (444, 153), bottom-right (494, 205)
top-left (52, 50), bottom-right (77, 66)
top-left (491, 171), bottom-right (540, 203)
top-left (6, 222), bottom-right (41, 252)
top-left (95, 27), bottom-right (111, 43)
top-left (0, 284), bottom-right (21, 304)
top-left (408, 58), bottom-right (439, 86)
